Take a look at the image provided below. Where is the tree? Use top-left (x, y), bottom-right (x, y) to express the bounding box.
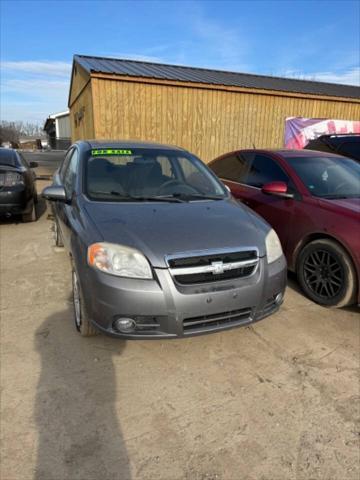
top-left (0, 120), bottom-right (46, 146)
top-left (0, 121), bottom-right (20, 146)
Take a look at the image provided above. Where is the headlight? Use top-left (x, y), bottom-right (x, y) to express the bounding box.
top-left (265, 229), bottom-right (283, 264)
top-left (88, 243), bottom-right (153, 279)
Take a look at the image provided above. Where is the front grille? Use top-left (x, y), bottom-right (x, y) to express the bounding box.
top-left (175, 266), bottom-right (255, 284)
top-left (168, 250), bottom-right (257, 269)
top-left (183, 308), bottom-right (252, 332)
top-left (167, 249), bottom-right (259, 285)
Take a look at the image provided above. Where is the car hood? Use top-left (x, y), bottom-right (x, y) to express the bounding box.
top-left (319, 197), bottom-right (360, 215)
top-left (83, 198), bottom-right (267, 268)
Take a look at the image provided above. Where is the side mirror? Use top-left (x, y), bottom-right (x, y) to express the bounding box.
top-left (42, 185), bottom-right (67, 202)
top-left (30, 161), bottom-right (38, 168)
top-left (261, 181), bottom-right (294, 199)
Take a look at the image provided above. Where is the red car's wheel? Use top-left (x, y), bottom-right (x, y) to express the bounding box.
top-left (297, 239), bottom-right (357, 308)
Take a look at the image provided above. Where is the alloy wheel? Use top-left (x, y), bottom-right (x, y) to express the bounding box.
top-left (303, 249), bottom-right (344, 300)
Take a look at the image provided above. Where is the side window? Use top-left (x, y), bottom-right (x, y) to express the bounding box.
top-left (177, 156), bottom-right (222, 194)
top-left (59, 148), bottom-right (74, 181)
top-left (210, 153), bottom-right (249, 182)
top-left (245, 154), bottom-right (289, 188)
top-left (338, 142), bottom-right (360, 161)
top-left (63, 149), bottom-right (79, 196)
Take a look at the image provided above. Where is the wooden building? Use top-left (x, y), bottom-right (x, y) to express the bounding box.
top-left (68, 54), bottom-right (360, 162)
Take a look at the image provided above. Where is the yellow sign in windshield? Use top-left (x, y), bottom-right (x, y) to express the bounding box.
top-left (91, 149), bottom-right (132, 156)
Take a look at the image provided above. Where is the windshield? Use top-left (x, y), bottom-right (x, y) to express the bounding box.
top-left (0, 149), bottom-right (19, 167)
top-left (287, 155), bottom-right (360, 199)
top-left (85, 148), bottom-right (227, 201)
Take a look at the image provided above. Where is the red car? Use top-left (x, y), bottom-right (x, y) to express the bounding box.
top-left (209, 149), bottom-right (360, 308)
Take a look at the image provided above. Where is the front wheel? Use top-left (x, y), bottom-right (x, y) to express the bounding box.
top-left (22, 201), bottom-right (37, 222)
top-left (297, 239), bottom-right (357, 308)
top-left (72, 267), bottom-right (98, 336)
top-left (53, 218), bottom-right (64, 247)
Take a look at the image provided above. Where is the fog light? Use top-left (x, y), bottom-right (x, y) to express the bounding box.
top-left (275, 292), bottom-right (284, 305)
top-left (113, 317), bottom-right (136, 333)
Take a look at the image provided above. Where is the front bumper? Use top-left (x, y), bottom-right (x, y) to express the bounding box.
top-left (78, 255), bottom-right (287, 339)
top-left (0, 187), bottom-right (31, 215)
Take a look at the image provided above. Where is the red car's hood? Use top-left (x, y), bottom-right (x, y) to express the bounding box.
top-left (319, 197), bottom-right (360, 215)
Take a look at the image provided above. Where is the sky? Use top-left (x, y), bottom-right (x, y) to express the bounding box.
top-left (0, 0), bottom-right (359, 124)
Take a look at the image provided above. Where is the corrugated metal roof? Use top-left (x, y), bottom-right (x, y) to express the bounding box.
top-left (74, 54), bottom-right (360, 99)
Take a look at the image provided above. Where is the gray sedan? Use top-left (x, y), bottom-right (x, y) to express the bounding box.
top-left (43, 140), bottom-right (287, 338)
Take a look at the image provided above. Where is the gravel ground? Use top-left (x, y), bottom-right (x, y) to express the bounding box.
top-left (1, 171), bottom-right (359, 480)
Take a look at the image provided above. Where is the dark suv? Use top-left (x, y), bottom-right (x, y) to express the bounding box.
top-left (305, 133), bottom-right (360, 161)
top-left (0, 148), bottom-right (38, 221)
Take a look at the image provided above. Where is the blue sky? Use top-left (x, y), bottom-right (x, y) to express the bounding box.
top-left (1, 0), bottom-right (359, 123)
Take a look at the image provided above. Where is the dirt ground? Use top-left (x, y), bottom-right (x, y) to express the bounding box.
top-left (1, 169), bottom-right (359, 480)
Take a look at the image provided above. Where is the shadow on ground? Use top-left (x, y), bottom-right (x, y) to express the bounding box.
top-left (34, 307), bottom-right (131, 480)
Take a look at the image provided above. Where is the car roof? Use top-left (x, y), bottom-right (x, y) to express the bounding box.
top-left (236, 148), bottom-right (346, 158)
top-left (318, 133), bottom-right (360, 140)
top-left (79, 139), bottom-right (186, 151)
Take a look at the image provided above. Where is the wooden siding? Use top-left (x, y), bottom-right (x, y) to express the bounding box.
top-left (69, 82), bottom-right (95, 141)
top-left (76, 76), bottom-right (360, 162)
top-left (69, 63), bottom-right (90, 107)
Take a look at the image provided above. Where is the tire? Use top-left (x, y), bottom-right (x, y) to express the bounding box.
top-left (53, 219), bottom-right (64, 247)
top-left (72, 267), bottom-right (98, 336)
top-left (22, 201), bottom-right (37, 223)
top-left (297, 239), bottom-right (357, 308)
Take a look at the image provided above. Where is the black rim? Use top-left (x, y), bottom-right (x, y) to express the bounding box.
top-left (303, 249), bottom-right (344, 299)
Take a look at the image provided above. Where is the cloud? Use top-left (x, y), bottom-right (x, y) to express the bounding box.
top-left (1, 60), bottom-right (71, 77)
top-left (101, 53), bottom-right (164, 63)
top-left (279, 67), bottom-right (360, 86)
top-left (2, 78), bottom-right (69, 98)
top-left (171, 6), bottom-right (251, 72)
top-left (192, 18), bottom-right (247, 70)
top-left (0, 60), bottom-right (71, 123)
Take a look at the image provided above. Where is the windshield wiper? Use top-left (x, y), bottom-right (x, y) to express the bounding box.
top-left (169, 193), bottom-right (224, 201)
top-left (89, 191), bottom-right (186, 203)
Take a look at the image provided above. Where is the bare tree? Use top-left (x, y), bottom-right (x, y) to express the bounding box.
top-left (0, 121), bottom-right (45, 146)
top-left (0, 122), bottom-right (20, 146)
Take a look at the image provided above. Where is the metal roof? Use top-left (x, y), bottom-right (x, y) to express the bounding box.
top-left (82, 139), bottom-right (185, 150)
top-left (74, 54), bottom-right (360, 99)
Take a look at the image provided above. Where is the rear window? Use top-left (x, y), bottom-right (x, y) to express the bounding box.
top-left (0, 149), bottom-right (19, 167)
top-left (338, 142), bottom-right (360, 161)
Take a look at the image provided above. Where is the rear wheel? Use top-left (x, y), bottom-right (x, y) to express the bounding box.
top-left (72, 267), bottom-right (98, 336)
top-left (297, 239), bottom-right (357, 308)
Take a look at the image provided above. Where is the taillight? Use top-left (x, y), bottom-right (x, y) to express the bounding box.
top-left (0, 172), bottom-right (24, 187)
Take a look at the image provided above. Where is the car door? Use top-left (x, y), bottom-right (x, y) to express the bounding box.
top-left (238, 153), bottom-right (297, 251)
top-left (56, 148), bottom-right (79, 248)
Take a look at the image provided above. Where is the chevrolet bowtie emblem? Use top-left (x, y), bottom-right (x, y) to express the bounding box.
top-left (211, 261), bottom-right (225, 275)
